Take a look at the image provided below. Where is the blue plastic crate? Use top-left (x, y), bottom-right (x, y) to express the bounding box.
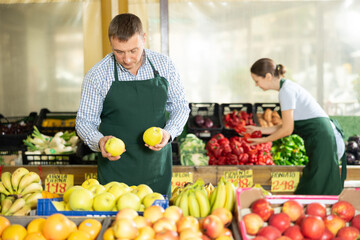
top-left (37, 197), bottom-right (169, 216)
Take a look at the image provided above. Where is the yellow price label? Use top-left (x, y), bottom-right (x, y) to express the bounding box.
top-left (85, 172), bottom-right (97, 180)
top-left (271, 172), bottom-right (300, 192)
top-left (44, 174), bottom-right (74, 194)
top-left (171, 172), bottom-right (193, 192)
top-left (224, 169), bottom-right (253, 188)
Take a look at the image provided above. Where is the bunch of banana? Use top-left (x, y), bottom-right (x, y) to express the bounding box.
top-left (173, 178), bottom-right (211, 218)
top-left (209, 176), bottom-right (236, 213)
top-left (0, 167), bottom-right (43, 216)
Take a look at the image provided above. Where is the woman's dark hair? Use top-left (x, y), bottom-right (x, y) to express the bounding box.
top-left (250, 58), bottom-right (286, 78)
top-left (108, 13), bottom-right (144, 41)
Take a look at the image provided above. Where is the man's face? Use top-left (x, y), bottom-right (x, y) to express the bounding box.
top-left (111, 33), bottom-right (145, 73)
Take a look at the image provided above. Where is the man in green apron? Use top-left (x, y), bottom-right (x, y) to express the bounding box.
top-left (245, 58), bottom-right (346, 195)
top-left (76, 13), bottom-right (190, 197)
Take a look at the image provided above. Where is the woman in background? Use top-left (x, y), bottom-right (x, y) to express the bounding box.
top-left (246, 58), bottom-right (346, 195)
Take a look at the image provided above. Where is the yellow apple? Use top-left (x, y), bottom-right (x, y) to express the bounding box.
top-left (143, 192), bottom-right (165, 208)
top-left (105, 137), bottom-right (125, 156)
top-left (81, 178), bottom-right (100, 189)
top-left (68, 188), bottom-right (93, 211)
top-left (117, 192), bottom-right (141, 211)
top-left (104, 181), bottom-right (121, 191)
top-left (93, 192), bottom-right (116, 211)
top-left (133, 184), bottom-right (153, 202)
top-left (87, 184), bottom-right (106, 197)
top-left (63, 186), bottom-right (84, 203)
top-left (143, 127), bottom-right (163, 146)
top-left (107, 184), bottom-right (130, 201)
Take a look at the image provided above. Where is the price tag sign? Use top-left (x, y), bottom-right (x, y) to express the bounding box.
top-left (44, 174), bottom-right (74, 194)
top-left (271, 172), bottom-right (300, 192)
top-left (85, 172), bottom-right (97, 180)
top-left (171, 172), bottom-right (193, 192)
top-left (224, 170), bottom-right (253, 188)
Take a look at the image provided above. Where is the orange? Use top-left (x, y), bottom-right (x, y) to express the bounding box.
top-left (143, 127), bottom-right (162, 146)
top-left (78, 219), bottom-right (102, 240)
top-left (27, 218), bottom-right (46, 233)
top-left (102, 227), bottom-right (115, 240)
top-left (1, 224), bottom-right (27, 240)
top-left (67, 230), bottom-right (91, 240)
top-left (0, 216), bottom-right (10, 236)
top-left (24, 232), bottom-right (46, 240)
top-left (42, 213), bottom-right (73, 240)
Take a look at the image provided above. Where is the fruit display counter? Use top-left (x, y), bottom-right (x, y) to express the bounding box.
top-left (1, 165), bottom-right (360, 190)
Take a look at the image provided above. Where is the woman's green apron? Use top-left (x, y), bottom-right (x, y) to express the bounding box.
top-left (280, 79), bottom-right (346, 195)
top-left (97, 55), bottom-right (172, 196)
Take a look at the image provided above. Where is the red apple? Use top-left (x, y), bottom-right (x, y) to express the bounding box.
top-left (324, 214), bottom-right (346, 236)
top-left (201, 215), bottom-right (224, 239)
top-left (269, 212), bottom-right (291, 233)
top-left (282, 200), bottom-right (304, 222)
top-left (351, 214), bottom-right (360, 230)
top-left (155, 229), bottom-right (179, 240)
top-left (177, 216), bottom-right (199, 232)
top-left (242, 213), bottom-right (264, 235)
top-left (112, 218), bottom-right (139, 239)
top-left (133, 215), bottom-right (152, 229)
top-left (115, 207), bottom-right (139, 221)
top-left (295, 214), bottom-right (306, 226)
top-left (211, 208), bottom-right (233, 227)
top-left (256, 226), bottom-right (281, 240)
top-left (218, 228), bottom-right (233, 238)
top-left (276, 237), bottom-right (292, 240)
top-left (301, 215), bottom-right (325, 239)
top-left (251, 198), bottom-right (275, 221)
top-left (337, 226), bottom-right (360, 240)
top-left (320, 228), bottom-right (335, 240)
top-left (306, 203), bottom-right (327, 219)
top-left (164, 206), bottom-right (183, 224)
top-left (283, 225), bottom-right (304, 240)
top-left (144, 205), bottom-right (165, 223)
top-left (331, 201), bottom-right (355, 222)
top-left (178, 228), bottom-right (202, 240)
top-left (253, 237), bottom-right (268, 240)
top-left (153, 217), bottom-right (177, 233)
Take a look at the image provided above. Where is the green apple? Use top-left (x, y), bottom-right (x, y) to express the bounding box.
top-left (87, 184), bottom-right (106, 197)
top-left (133, 184), bottom-right (153, 203)
top-left (107, 184), bottom-right (130, 201)
top-left (143, 192), bottom-right (165, 209)
top-left (117, 192), bottom-right (141, 211)
top-left (68, 188), bottom-right (93, 211)
top-left (93, 192), bottom-right (116, 211)
top-left (63, 186), bottom-right (84, 203)
top-left (105, 137), bottom-right (125, 156)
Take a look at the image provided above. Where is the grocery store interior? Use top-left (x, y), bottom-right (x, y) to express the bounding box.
top-left (0, 0), bottom-right (360, 239)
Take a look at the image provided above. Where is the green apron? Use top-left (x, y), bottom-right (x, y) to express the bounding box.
top-left (279, 79), bottom-right (345, 195)
top-left (97, 55), bottom-right (172, 197)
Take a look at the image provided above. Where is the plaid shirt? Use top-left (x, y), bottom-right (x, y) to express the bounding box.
top-left (76, 49), bottom-right (190, 151)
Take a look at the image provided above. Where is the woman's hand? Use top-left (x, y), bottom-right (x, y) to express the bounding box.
top-left (146, 129), bottom-right (171, 151)
top-left (99, 135), bottom-right (124, 161)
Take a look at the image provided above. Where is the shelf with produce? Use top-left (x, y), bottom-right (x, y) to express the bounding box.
top-left (2, 165), bottom-right (359, 192)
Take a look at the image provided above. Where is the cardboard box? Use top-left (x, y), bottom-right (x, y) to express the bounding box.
top-left (236, 187), bottom-right (360, 240)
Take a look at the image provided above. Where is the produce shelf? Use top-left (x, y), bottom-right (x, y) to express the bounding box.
top-left (220, 103), bottom-right (254, 138)
top-left (36, 108), bottom-right (76, 135)
top-left (188, 103), bottom-right (223, 139)
top-left (0, 112), bottom-right (38, 150)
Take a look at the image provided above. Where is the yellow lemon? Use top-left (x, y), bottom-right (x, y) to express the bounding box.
top-left (143, 127), bottom-right (163, 146)
top-left (105, 137), bottom-right (125, 156)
